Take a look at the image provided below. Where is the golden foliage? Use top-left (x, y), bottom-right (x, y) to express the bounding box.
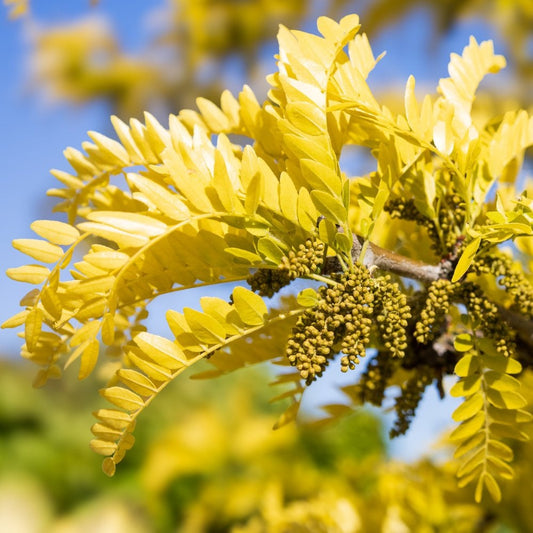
top-left (4, 13), bottom-right (533, 502)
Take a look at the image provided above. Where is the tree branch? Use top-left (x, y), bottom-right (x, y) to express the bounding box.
top-left (323, 233), bottom-right (446, 283)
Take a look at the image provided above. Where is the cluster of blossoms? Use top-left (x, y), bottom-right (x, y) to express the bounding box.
top-left (390, 366), bottom-right (435, 437)
top-left (414, 279), bottom-right (452, 343)
top-left (285, 265), bottom-right (412, 384)
top-left (384, 193), bottom-right (466, 256)
top-left (474, 252), bottom-right (533, 318)
top-left (247, 238), bottom-right (325, 297)
top-left (285, 266), bottom-right (375, 384)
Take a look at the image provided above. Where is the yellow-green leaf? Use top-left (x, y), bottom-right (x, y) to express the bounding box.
top-left (454, 353), bottom-right (480, 378)
top-left (184, 308), bottom-right (226, 344)
top-left (452, 237), bottom-right (480, 282)
top-left (310, 190), bottom-right (347, 225)
top-left (486, 389), bottom-right (527, 409)
top-left (454, 333), bottom-right (473, 352)
top-left (297, 288), bottom-right (318, 308)
top-left (449, 411), bottom-right (485, 442)
top-left (450, 374), bottom-right (482, 397)
top-left (232, 286), bottom-right (267, 326)
top-left (452, 392), bottom-right (484, 422)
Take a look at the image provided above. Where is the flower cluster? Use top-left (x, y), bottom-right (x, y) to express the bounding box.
top-left (247, 238), bottom-right (325, 297)
top-left (475, 252), bottom-right (533, 318)
top-left (390, 367), bottom-right (434, 438)
top-left (384, 194), bottom-right (465, 256)
top-left (414, 279), bottom-right (453, 344)
top-left (286, 265), bottom-right (374, 384)
top-left (285, 265), bottom-right (412, 384)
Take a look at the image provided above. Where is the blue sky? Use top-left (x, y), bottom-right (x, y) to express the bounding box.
top-left (0, 1), bottom-right (511, 460)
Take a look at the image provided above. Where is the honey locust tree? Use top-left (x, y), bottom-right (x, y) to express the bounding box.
top-left (4, 14), bottom-right (533, 502)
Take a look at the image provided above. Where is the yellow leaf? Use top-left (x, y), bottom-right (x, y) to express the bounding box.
top-left (31, 220), bottom-right (80, 245)
top-left (285, 102), bottom-right (325, 136)
top-left (273, 401), bottom-right (300, 429)
top-left (87, 130), bottom-right (130, 166)
top-left (90, 439), bottom-right (118, 457)
top-left (118, 368), bottom-right (157, 396)
top-left (84, 250), bottom-right (129, 270)
top-left (184, 308), bottom-right (226, 344)
top-left (300, 159), bottom-right (342, 196)
top-left (232, 286), bottom-right (267, 326)
top-left (452, 237), bottom-right (480, 282)
top-left (100, 386), bottom-right (145, 412)
top-left (196, 97), bottom-right (230, 131)
top-left (77, 221), bottom-right (148, 248)
top-left (70, 276), bottom-right (115, 296)
top-left (93, 408), bottom-right (133, 430)
top-left (6, 265), bottom-right (50, 284)
top-left (134, 331), bottom-right (188, 370)
top-left (101, 313), bottom-right (115, 345)
top-left (87, 211), bottom-right (167, 238)
top-left (13, 239), bottom-right (64, 264)
top-left (91, 422), bottom-right (122, 441)
top-left (79, 338), bottom-right (99, 380)
top-left (128, 351), bottom-right (173, 382)
top-left (1, 310), bottom-right (29, 329)
top-left (162, 149), bottom-right (213, 213)
top-left (25, 307), bottom-right (43, 353)
top-left (279, 172), bottom-right (298, 223)
top-left (454, 432), bottom-right (485, 459)
top-left (297, 188), bottom-right (319, 233)
top-left (484, 371), bottom-right (520, 392)
top-left (245, 173), bottom-right (263, 215)
top-left (297, 288), bottom-right (318, 308)
top-left (127, 173), bottom-right (190, 220)
top-left (454, 333), bottom-right (474, 352)
top-left (200, 297), bottom-right (241, 336)
top-left (102, 457), bottom-right (117, 477)
top-left (40, 286), bottom-right (62, 320)
top-left (70, 320), bottom-right (101, 347)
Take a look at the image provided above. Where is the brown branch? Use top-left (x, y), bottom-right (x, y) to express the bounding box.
top-left (323, 233), bottom-right (446, 283)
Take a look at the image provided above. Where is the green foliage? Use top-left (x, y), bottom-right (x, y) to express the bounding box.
top-left (4, 12), bottom-right (533, 505)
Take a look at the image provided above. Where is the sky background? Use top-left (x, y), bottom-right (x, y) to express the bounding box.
top-left (0, 1), bottom-right (512, 461)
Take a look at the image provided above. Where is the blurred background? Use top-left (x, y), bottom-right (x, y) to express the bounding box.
top-left (0, 1), bottom-right (532, 531)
